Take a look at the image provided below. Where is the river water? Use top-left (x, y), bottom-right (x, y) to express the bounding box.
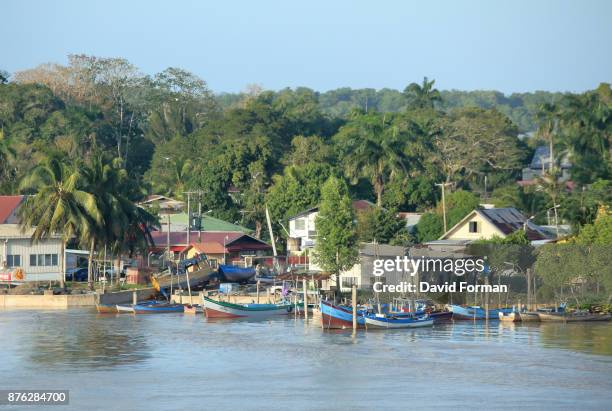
top-left (0, 309), bottom-right (611, 410)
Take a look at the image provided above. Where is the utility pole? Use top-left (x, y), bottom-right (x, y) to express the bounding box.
top-left (435, 182), bottom-right (452, 234)
top-left (185, 191), bottom-right (191, 246)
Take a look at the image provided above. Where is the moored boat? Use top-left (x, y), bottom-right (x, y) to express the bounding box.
top-left (447, 304), bottom-right (512, 320)
top-left (96, 303), bottom-right (118, 314)
top-left (320, 300), bottom-right (365, 329)
top-left (520, 312), bottom-right (541, 322)
top-left (499, 311), bottom-right (521, 322)
top-left (218, 265), bottom-right (256, 282)
top-left (538, 312), bottom-right (612, 322)
top-left (364, 313), bottom-right (434, 329)
top-left (116, 304), bottom-right (135, 313)
top-left (202, 295), bottom-right (294, 319)
top-left (133, 303), bottom-right (184, 314)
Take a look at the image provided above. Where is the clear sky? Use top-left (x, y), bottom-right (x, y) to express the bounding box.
top-left (2, 0), bottom-right (611, 93)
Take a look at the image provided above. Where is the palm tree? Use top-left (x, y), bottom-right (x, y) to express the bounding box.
top-left (536, 102), bottom-right (559, 173)
top-left (403, 77), bottom-right (442, 110)
top-left (18, 158), bottom-right (101, 288)
top-left (335, 112), bottom-right (408, 206)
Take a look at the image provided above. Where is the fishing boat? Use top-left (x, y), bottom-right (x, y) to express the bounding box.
top-left (184, 304), bottom-right (204, 314)
top-left (116, 304), bottom-right (135, 313)
top-left (133, 303), bottom-right (185, 314)
top-left (447, 304), bottom-right (513, 320)
top-left (202, 295), bottom-right (294, 319)
top-left (520, 312), bottom-right (541, 322)
top-left (538, 312), bottom-right (612, 322)
top-left (320, 300), bottom-right (365, 329)
top-left (387, 298), bottom-right (452, 323)
top-left (364, 313), bottom-right (434, 329)
top-left (218, 265), bottom-right (256, 282)
top-left (96, 303), bottom-right (118, 314)
top-left (499, 311), bottom-right (521, 322)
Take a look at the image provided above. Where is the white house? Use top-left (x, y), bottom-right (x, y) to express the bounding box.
top-left (0, 196), bottom-right (64, 283)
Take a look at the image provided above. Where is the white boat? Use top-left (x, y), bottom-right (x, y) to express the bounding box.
top-left (499, 311), bottom-right (521, 322)
top-left (364, 313), bottom-right (434, 329)
top-left (116, 304), bottom-right (135, 313)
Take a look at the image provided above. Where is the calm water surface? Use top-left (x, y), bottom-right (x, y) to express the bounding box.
top-left (0, 309), bottom-right (611, 410)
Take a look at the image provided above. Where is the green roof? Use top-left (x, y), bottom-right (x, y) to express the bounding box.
top-left (165, 213), bottom-right (251, 233)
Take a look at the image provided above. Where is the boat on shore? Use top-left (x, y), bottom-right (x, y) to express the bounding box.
top-left (447, 304), bottom-right (512, 320)
top-left (218, 265), bottom-right (256, 282)
top-left (320, 300), bottom-right (365, 329)
top-left (538, 312), bottom-right (612, 322)
top-left (364, 313), bottom-right (434, 329)
top-left (202, 295), bottom-right (294, 318)
top-left (133, 303), bottom-right (184, 314)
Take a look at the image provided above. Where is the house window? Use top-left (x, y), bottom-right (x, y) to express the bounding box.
top-left (469, 221), bottom-right (479, 233)
top-left (29, 253), bottom-right (59, 267)
top-left (294, 218), bottom-right (305, 230)
top-left (342, 277), bottom-right (358, 288)
top-left (7, 255), bottom-right (21, 267)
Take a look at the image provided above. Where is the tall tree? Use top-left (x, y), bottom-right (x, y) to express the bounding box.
top-left (314, 176), bottom-right (358, 295)
top-left (403, 77), bottom-right (441, 110)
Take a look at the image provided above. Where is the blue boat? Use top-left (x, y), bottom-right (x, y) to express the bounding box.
top-left (320, 301), bottom-right (366, 329)
top-left (133, 303), bottom-right (185, 314)
top-left (364, 313), bottom-right (434, 328)
top-left (218, 265), bottom-right (256, 282)
top-left (447, 304), bottom-right (512, 320)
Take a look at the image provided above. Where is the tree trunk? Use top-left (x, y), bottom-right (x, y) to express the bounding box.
top-left (254, 221), bottom-right (262, 239)
top-left (59, 240), bottom-right (65, 289)
top-left (87, 238), bottom-right (95, 290)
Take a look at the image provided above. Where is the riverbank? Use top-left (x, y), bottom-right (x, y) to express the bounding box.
top-left (0, 288), bottom-right (156, 309)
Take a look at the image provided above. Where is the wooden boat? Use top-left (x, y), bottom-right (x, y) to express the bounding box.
top-left (133, 303), bottom-right (184, 314)
top-left (184, 304), bottom-right (204, 314)
top-left (364, 313), bottom-right (434, 329)
top-left (447, 304), bottom-right (512, 320)
top-left (320, 300), bottom-right (365, 329)
top-left (202, 295), bottom-right (294, 319)
top-left (116, 304), bottom-right (135, 313)
top-left (218, 265), bottom-right (256, 282)
top-left (538, 312), bottom-right (612, 322)
top-left (520, 312), bottom-right (541, 322)
top-left (96, 303), bottom-right (118, 314)
top-left (499, 311), bottom-right (521, 322)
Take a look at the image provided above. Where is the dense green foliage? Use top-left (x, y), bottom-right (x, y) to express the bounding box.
top-left (1, 57), bottom-right (611, 254)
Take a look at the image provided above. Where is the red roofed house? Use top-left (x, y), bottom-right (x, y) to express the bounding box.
top-left (1, 196), bottom-right (65, 283)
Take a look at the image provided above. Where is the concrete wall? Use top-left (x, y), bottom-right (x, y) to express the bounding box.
top-left (0, 293), bottom-right (96, 309)
top-left (98, 288), bottom-right (156, 305)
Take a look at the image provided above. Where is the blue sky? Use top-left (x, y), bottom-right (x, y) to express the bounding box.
top-left (2, 0), bottom-right (611, 93)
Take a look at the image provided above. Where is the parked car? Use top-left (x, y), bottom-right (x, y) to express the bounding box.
top-left (65, 267), bottom-right (88, 282)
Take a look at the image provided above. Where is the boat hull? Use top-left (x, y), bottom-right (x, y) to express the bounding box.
top-left (499, 312), bottom-right (521, 322)
top-left (96, 304), bottom-right (118, 314)
top-left (116, 304), bottom-right (135, 313)
top-left (184, 304), bottom-right (204, 314)
top-left (538, 312), bottom-right (612, 322)
top-left (134, 303), bottom-right (184, 314)
top-left (365, 316), bottom-right (434, 329)
top-left (448, 305), bottom-right (512, 320)
top-left (203, 296), bottom-right (293, 319)
top-left (520, 312), bottom-right (541, 322)
top-left (320, 301), bottom-right (365, 329)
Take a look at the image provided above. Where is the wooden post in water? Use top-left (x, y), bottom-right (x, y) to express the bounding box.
top-left (256, 280), bottom-right (260, 304)
top-left (352, 284), bottom-right (357, 330)
top-left (303, 278), bottom-right (308, 321)
top-left (132, 290), bottom-right (137, 306)
top-left (526, 268), bottom-right (532, 311)
top-left (485, 276), bottom-right (489, 321)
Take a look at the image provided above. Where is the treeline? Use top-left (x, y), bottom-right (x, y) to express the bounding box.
top-left (0, 56), bottom-right (611, 249)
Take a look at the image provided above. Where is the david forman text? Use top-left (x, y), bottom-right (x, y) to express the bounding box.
top-left (372, 281), bottom-right (508, 293)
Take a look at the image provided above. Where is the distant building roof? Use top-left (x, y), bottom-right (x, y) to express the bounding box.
top-left (157, 213), bottom-right (251, 233)
top-left (150, 231), bottom-right (270, 251)
top-left (188, 242), bottom-right (227, 254)
top-left (359, 242), bottom-right (406, 257)
top-left (0, 195), bottom-right (24, 224)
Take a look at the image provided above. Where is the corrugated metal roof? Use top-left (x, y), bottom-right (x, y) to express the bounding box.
top-left (359, 243), bottom-right (406, 257)
top-left (0, 196), bottom-right (24, 224)
top-left (479, 207), bottom-right (550, 240)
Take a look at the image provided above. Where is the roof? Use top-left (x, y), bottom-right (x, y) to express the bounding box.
top-left (359, 242), bottom-right (406, 257)
top-left (288, 199), bottom-right (377, 221)
top-left (150, 231), bottom-right (271, 250)
top-left (440, 207), bottom-right (552, 241)
top-left (0, 196), bottom-right (24, 224)
top-left (530, 146), bottom-right (571, 169)
top-left (157, 213), bottom-right (251, 233)
top-left (188, 242), bottom-right (226, 254)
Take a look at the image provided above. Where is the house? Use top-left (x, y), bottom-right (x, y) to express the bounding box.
top-left (148, 231), bottom-right (273, 268)
top-left (438, 207), bottom-right (552, 242)
top-left (520, 145), bottom-right (572, 184)
top-left (138, 195), bottom-right (185, 214)
top-left (0, 196), bottom-right (64, 282)
top-left (338, 243), bottom-right (407, 291)
top-left (288, 200), bottom-right (376, 253)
